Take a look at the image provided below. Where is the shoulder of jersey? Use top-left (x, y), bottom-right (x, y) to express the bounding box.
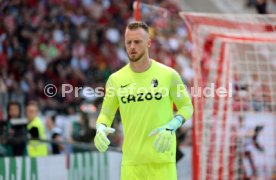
top-left (155, 61), bottom-right (176, 74)
top-left (110, 64), bottom-right (129, 79)
top-left (110, 61), bottom-right (175, 78)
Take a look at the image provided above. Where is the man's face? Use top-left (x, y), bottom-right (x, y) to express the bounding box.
top-left (125, 28), bottom-right (151, 62)
top-left (26, 105), bottom-right (38, 122)
top-left (9, 105), bottom-right (20, 119)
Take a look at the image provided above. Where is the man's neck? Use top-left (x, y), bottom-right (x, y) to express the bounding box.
top-left (130, 57), bottom-right (152, 73)
top-left (28, 116), bottom-right (37, 123)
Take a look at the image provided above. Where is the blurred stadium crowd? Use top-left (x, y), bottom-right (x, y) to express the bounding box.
top-left (0, 0), bottom-right (193, 114)
top-left (1, 0), bottom-right (274, 158)
top-left (0, 0), bottom-right (193, 157)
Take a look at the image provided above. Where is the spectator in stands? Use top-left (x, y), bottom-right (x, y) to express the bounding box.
top-left (0, 0), bottom-right (191, 114)
top-left (26, 101), bottom-right (48, 157)
top-left (7, 102), bottom-right (21, 119)
top-left (236, 116), bottom-right (257, 179)
top-left (0, 117), bottom-right (9, 156)
top-left (7, 101), bottom-right (27, 156)
top-left (0, 101), bottom-right (27, 157)
top-left (70, 113), bottom-right (96, 152)
top-left (250, 74), bottom-right (263, 111)
top-left (267, 0), bottom-right (276, 13)
top-left (255, 0), bottom-right (267, 14)
top-left (250, 74), bottom-right (272, 112)
top-left (45, 115), bottom-right (64, 154)
top-left (51, 131), bottom-right (64, 154)
top-left (232, 73), bottom-right (250, 111)
top-left (0, 0), bottom-right (192, 156)
top-left (238, 115), bottom-right (267, 178)
top-left (0, 77), bottom-right (7, 119)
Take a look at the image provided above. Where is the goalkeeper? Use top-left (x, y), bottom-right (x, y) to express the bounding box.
top-left (94, 21), bottom-right (193, 180)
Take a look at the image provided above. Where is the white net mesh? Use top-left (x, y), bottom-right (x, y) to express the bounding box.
top-left (180, 12), bottom-right (276, 180)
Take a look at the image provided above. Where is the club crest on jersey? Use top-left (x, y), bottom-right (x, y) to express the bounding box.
top-left (151, 78), bottom-right (158, 87)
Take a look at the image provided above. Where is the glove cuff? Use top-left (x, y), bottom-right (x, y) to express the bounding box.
top-left (96, 123), bottom-right (107, 131)
top-left (166, 116), bottom-right (183, 132)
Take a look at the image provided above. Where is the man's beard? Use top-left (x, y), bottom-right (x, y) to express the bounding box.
top-left (128, 51), bottom-right (145, 62)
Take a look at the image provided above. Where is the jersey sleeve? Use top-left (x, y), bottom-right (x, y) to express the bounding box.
top-left (170, 70), bottom-right (193, 121)
top-left (96, 75), bottom-right (119, 127)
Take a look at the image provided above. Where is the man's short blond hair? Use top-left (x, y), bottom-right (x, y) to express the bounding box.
top-left (26, 101), bottom-right (39, 109)
top-left (127, 21), bottom-right (149, 33)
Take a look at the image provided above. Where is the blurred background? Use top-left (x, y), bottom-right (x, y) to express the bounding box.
top-left (0, 0), bottom-right (275, 180)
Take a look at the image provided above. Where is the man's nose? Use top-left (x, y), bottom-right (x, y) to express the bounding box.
top-left (130, 42), bottom-right (135, 49)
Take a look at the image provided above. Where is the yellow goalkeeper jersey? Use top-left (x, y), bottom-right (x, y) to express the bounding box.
top-left (97, 60), bottom-right (193, 165)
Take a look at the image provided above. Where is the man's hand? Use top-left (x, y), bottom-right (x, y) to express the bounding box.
top-left (94, 124), bottom-right (115, 152)
top-left (149, 115), bottom-right (184, 153)
top-left (149, 126), bottom-right (174, 153)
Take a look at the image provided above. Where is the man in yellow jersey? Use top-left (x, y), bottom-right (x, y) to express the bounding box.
top-left (94, 21), bottom-right (193, 180)
top-left (26, 101), bottom-right (48, 157)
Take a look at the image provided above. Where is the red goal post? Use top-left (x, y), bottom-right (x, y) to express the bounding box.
top-left (179, 12), bottom-right (276, 180)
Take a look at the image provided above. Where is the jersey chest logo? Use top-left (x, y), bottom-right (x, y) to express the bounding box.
top-left (120, 92), bottom-right (162, 104)
top-left (151, 78), bottom-right (158, 87)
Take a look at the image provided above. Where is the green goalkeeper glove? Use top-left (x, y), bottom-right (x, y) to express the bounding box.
top-left (94, 124), bottom-right (115, 152)
top-left (149, 116), bottom-right (184, 153)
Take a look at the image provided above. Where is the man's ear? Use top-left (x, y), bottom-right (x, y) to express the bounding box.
top-left (147, 39), bottom-right (151, 48)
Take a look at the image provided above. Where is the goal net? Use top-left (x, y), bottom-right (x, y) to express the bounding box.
top-left (180, 13), bottom-right (276, 180)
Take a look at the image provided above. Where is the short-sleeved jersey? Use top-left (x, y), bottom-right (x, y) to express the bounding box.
top-left (97, 60), bottom-right (193, 165)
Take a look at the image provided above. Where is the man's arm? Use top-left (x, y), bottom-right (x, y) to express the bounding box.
top-left (148, 70), bottom-right (193, 153)
top-left (94, 75), bottom-right (118, 152)
top-left (97, 75), bottom-right (119, 127)
top-left (170, 70), bottom-right (193, 123)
